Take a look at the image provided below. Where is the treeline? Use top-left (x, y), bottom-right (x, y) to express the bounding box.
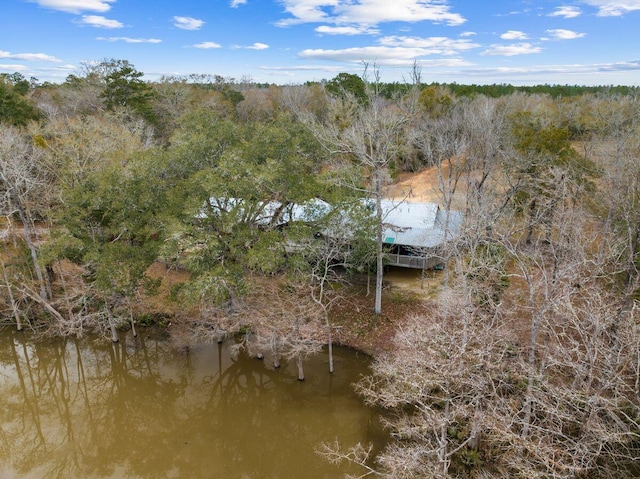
top-left (316, 76), bottom-right (640, 100)
top-left (440, 81), bottom-right (639, 98)
top-left (2, 60), bottom-right (640, 477)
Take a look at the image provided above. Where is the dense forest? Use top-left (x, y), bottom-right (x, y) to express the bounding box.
top-left (2, 59), bottom-right (640, 478)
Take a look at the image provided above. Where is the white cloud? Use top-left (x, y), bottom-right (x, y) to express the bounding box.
top-left (501, 30), bottom-right (528, 40)
top-left (549, 6), bottom-right (582, 18)
top-left (545, 29), bottom-right (586, 40)
top-left (231, 0), bottom-right (247, 6)
top-left (297, 33), bottom-right (479, 67)
top-left (315, 25), bottom-right (378, 35)
top-left (35, 64), bottom-right (77, 73)
top-left (300, 45), bottom-right (465, 62)
top-left (277, 0), bottom-right (466, 28)
top-left (0, 50), bottom-right (62, 62)
top-left (260, 64), bottom-right (346, 72)
top-left (265, 71), bottom-right (297, 77)
top-left (299, 46), bottom-right (473, 68)
top-left (480, 43), bottom-right (542, 56)
top-left (193, 41), bottom-right (222, 49)
top-left (379, 35), bottom-right (479, 54)
top-left (96, 37), bottom-right (162, 43)
top-left (460, 31), bottom-right (476, 37)
top-left (597, 60), bottom-right (640, 71)
top-left (465, 60), bottom-right (640, 77)
top-left (31, 0), bottom-right (115, 13)
top-left (247, 42), bottom-right (270, 50)
top-left (79, 15), bottom-right (123, 28)
top-left (582, 0), bottom-right (640, 16)
top-left (0, 64), bottom-right (29, 72)
top-left (173, 16), bottom-right (205, 30)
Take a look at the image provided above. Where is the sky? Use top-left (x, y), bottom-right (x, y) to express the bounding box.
top-left (1, 0), bottom-right (640, 86)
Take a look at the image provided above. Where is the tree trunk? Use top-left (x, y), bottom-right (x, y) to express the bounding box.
top-left (273, 340), bottom-right (281, 369)
top-left (106, 302), bottom-right (119, 343)
top-left (297, 352), bottom-right (305, 381)
top-left (327, 315), bottom-right (334, 374)
top-left (14, 198), bottom-right (47, 301)
top-left (521, 312), bottom-right (540, 438)
top-left (295, 315), bottom-right (305, 380)
top-left (374, 165), bottom-right (384, 315)
top-left (525, 199), bottom-right (536, 245)
top-left (1, 258), bottom-right (22, 331)
top-left (128, 299), bottom-right (137, 338)
top-left (439, 387), bottom-right (451, 476)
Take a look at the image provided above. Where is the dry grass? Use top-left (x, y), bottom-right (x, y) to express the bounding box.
top-left (133, 261), bottom-right (194, 318)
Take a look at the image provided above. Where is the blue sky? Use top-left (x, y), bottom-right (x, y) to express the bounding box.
top-left (1, 0), bottom-right (639, 85)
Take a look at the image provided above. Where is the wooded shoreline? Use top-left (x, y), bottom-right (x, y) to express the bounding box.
top-left (2, 64), bottom-right (640, 477)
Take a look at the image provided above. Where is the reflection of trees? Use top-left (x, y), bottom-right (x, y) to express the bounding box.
top-left (174, 345), bottom-right (383, 479)
top-left (0, 331), bottom-right (186, 478)
top-left (0, 330), bottom-right (384, 478)
top-left (1, 332), bottom-right (47, 472)
top-left (76, 333), bottom-right (185, 478)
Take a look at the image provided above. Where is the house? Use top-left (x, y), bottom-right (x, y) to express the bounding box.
top-left (201, 197), bottom-right (462, 270)
top-left (312, 198), bottom-right (463, 270)
top-left (379, 200), bottom-right (463, 270)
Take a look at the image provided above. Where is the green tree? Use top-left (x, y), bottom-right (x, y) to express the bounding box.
top-left (163, 113), bottom-right (327, 340)
top-left (418, 85), bottom-right (453, 118)
top-left (325, 73), bottom-right (367, 103)
top-left (3, 72), bottom-right (31, 95)
top-left (100, 59), bottom-right (155, 124)
top-left (54, 149), bottom-right (167, 340)
top-left (0, 75), bottom-right (41, 126)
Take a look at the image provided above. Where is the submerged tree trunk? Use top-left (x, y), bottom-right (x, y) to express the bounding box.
top-left (106, 302), bottom-right (119, 343)
top-left (128, 299), bottom-right (137, 338)
top-left (326, 313), bottom-right (334, 374)
top-left (297, 352), bottom-right (305, 381)
top-left (273, 338), bottom-right (281, 369)
top-left (295, 316), bottom-right (305, 380)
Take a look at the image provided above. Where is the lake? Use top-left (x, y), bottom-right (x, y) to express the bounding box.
top-left (0, 328), bottom-right (386, 478)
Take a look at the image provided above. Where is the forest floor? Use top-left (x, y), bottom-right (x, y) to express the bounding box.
top-left (331, 165), bottom-right (450, 354)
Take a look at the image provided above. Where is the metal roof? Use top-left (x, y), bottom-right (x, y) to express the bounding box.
top-left (202, 197), bottom-right (462, 249)
top-left (380, 200), bottom-right (462, 249)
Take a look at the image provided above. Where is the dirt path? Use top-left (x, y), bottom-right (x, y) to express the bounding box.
top-left (384, 165), bottom-right (446, 203)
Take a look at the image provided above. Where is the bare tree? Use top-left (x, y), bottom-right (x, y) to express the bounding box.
top-left (288, 69), bottom-right (415, 314)
top-left (325, 290), bottom-right (515, 478)
top-left (242, 281), bottom-right (324, 380)
top-left (300, 222), bottom-right (355, 374)
top-left (0, 125), bottom-right (49, 302)
top-left (1, 257), bottom-right (24, 330)
top-left (321, 92), bottom-right (640, 478)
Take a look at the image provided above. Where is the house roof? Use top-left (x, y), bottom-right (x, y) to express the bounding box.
top-left (380, 200), bottom-right (462, 249)
top-left (202, 197), bottom-right (462, 249)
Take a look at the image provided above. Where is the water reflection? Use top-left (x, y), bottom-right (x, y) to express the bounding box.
top-left (0, 329), bottom-right (384, 478)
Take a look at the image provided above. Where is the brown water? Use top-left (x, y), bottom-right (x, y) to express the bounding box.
top-left (0, 329), bottom-right (386, 479)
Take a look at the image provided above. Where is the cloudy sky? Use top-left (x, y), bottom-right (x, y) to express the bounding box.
top-left (2, 0), bottom-right (639, 85)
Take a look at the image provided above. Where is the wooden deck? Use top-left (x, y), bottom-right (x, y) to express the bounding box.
top-left (385, 253), bottom-right (443, 270)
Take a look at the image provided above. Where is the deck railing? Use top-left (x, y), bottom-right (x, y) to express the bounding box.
top-left (385, 254), bottom-right (443, 270)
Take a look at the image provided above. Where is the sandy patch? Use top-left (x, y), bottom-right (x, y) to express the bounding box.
top-left (384, 165), bottom-right (447, 203)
